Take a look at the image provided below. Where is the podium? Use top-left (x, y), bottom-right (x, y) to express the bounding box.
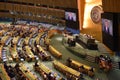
top-left (78, 34), bottom-right (98, 50)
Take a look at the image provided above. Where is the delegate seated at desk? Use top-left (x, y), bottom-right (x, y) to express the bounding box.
top-left (67, 38), bottom-right (76, 47)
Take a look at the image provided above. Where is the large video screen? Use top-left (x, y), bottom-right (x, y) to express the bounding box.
top-left (101, 13), bottom-right (120, 51)
top-left (65, 9), bottom-right (79, 33)
top-left (65, 12), bottom-right (76, 22)
top-left (102, 18), bottom-right (113, 36)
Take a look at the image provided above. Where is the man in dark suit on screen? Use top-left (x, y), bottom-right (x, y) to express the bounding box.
top-left (104, 20), bottom-right (110, 33)
top-left (102, 19), bottom-right (113, 35)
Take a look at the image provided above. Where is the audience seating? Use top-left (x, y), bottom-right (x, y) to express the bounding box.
top-left (18, 63), bottom-right (37, 80)
top-left (24, 46), bottom-right (35, 61)
top-left (0, 64), bottom-right (10, 80)
top-left (0, 30), bottom-right (5, 36)
top-left (66, 58), bottom-right (95, 77)
top-left (49, 45), bottom-right (62, 59)
top-left (34, 62), bottom-right (51, 74)
top-left (53, 60), bottom-right (81, 80)
top-left (12, 36), bottom-right (20, 45)
top-left (24, 37), bottom-right (31, 45)
top-left (9, 45), bottom-right (19, 61)
top-left (1, 36), bottom-right (10, 45)
top-left (35, 32), bottom-right (44, 45)
top-left (36, 45), bottom-right (51, 61)
top-left (17, 38), bottom-right (24, 47)
top-left (0, 46), bottom-right (3, 62)
top-left (34, 61), bottom-right (63, 80)
top-left (0, 24), bottom-right (98, 79)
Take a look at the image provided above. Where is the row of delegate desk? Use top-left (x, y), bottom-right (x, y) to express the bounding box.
top-left (24, 46), bottom-right (35, 61)
top-left (0, 28), bottom-right (50, 62)
top-left (44, 30), bottom-right (62, 59)
top-left (9, 45), bottom-right (19, 61)
top-left (18, 63), bottom-right (37, 80)
top-left (36, 45), bottom-right (51, 61)
top-left (0, 36), bottom-right (34, 62)
top-left (48, 45), bottom-right (62, 59)
top-left (0, 46), bottom-right (3, 61)
top-left (16, 29), bottom-right (65, 79)
top-left (21, 32), bottom-right (47, 61)
top-left (0, 27), bottom-right (63, 62)
top-left (0, 64), bottom-right (10, 80)
top-left (34, 61), bottom-right (63, 80)
top-left (1, 60), bottom-right (84, 80)
top-left (66, 58), bottom-right (95, 77)
top-left (53, 60), bottom-right (81, 80)
top-left (0, 29), bottom-right (22, 62)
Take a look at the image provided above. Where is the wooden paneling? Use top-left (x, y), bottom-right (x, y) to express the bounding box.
top-left (0, 12), bottom-right (14, 18)
top-left (102, 0), bottom-right (120, 13)
top-left (6, 3), bottom-right (13, 11)
top-left (78, 0), bottom-right (85, 30)
top-left (0, 1), bottom-right (68, 25)
top-left (0, 3), bottom-right (5, 10)
top-left (13, 4), bottom-right (21, 12)
top-left (36, 7), bottom-right (42, 14)
top-left (0, 2), bottom-right (65, 18)
top-left (8, 0), bottom-right (78, 9)
top-left (28, 6), bottom-right (36, 14)
top-left (21, 5), bottom-right (28, 13)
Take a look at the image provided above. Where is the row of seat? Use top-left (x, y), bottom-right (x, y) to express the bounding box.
top-left (0, 64), bottom-right (11, 80)
top-left (19, 30), bottom-right (46, 61)
top-left (66, 58), bottom-right (95, 77)
top-left (18, 63), bottom-right (37, 80)
top-left (0, 25), bottom-right (50, 62)
top-left (45, 30), bottom-right (62, 59)
top-left (0, 46), bottom-right (3, 61)
top-left (53, 60), bottom-right (81, 80)
top-left (23, 46), bottom-right (35, 61)
top-left (36, 45), bottom-right (51, 61)
top-left (34, 61), bottom-right (63, 80)
top-left (1, 47), bottom-right (13, 62)
top-left (9, 45), bottom-right (19, 61)
top-left (48, 45), bottom-right (62, 59)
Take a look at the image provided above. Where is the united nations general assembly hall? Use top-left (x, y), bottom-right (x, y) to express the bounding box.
top-left (0, 0), bottom-right (120, 80)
